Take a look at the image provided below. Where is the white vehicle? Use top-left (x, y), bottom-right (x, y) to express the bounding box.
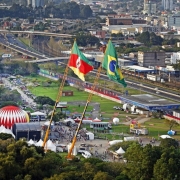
top-left (2, 54), bottom-right (11, 58)
top-left (82, 151), bottom-right (92, 158)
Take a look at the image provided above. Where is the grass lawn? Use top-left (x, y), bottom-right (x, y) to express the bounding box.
top-left (142, 118), bottom-right (180, 140)
top-left (25, 75), bottom-right (180, 140)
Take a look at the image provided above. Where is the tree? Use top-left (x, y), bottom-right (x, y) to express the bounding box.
top-left (137, 31), bottom-right (150, 46)
top-left (160, 138), bottom-right (179, 149)
top-left (165, 119), bottom-right (179, 130)
top-left (34, 96), bottom-right (55, 106)
top-left (93, 171), bottom-right (112, 180)
top-left (173, 62), bottom-right (180, 70)
top-left (80, 5), bottom-right (92, 18)
top-left (153, 147), bottom-right (180, 180)
top-left (123, 143), bottom-right (144, 179)
top-left (48, 111), bottom-right (66, 122)
top-left (0, 133), bottom-right (13, 140)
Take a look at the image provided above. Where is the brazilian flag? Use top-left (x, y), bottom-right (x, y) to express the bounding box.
top-left (102, 40), bottom-right (127, 87)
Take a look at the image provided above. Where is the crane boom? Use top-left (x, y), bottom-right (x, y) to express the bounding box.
top-left (67, 65), bottom-right (102, 159)
top-left (42, 63), bottom-right (69, 148)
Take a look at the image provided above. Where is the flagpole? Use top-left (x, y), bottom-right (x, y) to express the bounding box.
top-left (42, 40), bottom-right (76, 149)
top-left (67, 41), bottom-right (109, 160)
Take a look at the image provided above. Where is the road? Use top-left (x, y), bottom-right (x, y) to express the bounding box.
top-left (0, 33), bottom-right (47, 59)
top-left (1, 33), bottom-right (180, 103)
top-left (2, 78), bottom-right (36, 107)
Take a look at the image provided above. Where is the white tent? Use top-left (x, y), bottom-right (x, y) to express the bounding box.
top-left (44, 121), bottom-right (54, 126)
top-left (109, 140), bottom-right (123, 146)
top-left (86, 132), bottom-right (94, 140)
top-left (93, 117), bottom-right (101, 122)
top-left (116, 147), bottom-right (125, 154)
top-left (0, 127), bottom-right (15, 138)
top-left (28, 139), bottom-right (35, 145)
top-left (0, 125), bottom-right (5, 132)
top-left (45, 139), bottom-right (56, 152)
top-left (35, 139), bottom-right (43, 147)
top-left (160, 135), bottom-right (172, 139)
top-left (31, 111), bottom-right (46, 116)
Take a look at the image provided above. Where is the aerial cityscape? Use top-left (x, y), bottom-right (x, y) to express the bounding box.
top-left (0, 0), bottom-right (180, 179)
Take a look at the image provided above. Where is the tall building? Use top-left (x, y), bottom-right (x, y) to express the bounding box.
top-left (143, 0), bottom-right (156, 15)
top-left (168, 12), bottom-right (180, 27)
top-left (27, 0), bottom-right (32, 6)
top-left (162, 0), bottom-right (173, 11)
top-left (32, 0), bottom-right (44, 8)
top-left (19, 0), bottom-right (27, 6)
top-left (138, 51), bottom-right (165, 67)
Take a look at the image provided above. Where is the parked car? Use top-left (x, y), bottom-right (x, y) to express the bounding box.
top-left (82, 151), bottom-right (92, 158)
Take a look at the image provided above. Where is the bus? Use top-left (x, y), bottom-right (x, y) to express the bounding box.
top-left (90, 122), bottom-right (112, 130)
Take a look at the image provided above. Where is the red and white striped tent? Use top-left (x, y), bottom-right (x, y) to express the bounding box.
top-left (0, 105), bottom-right (29, 129)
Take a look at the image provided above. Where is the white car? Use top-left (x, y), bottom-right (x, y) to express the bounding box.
top-left (82, 151), bottom-right (92, 158)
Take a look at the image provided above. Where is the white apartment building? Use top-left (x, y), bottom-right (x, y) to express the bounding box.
top-left (32, 0), bottom-right (44, 8)
top-left (171, 52), bottom-right (180, 64)
top-left (168, 13), bottom-right (180, 28)
top-left (162, 0), bottom-right (174, 10)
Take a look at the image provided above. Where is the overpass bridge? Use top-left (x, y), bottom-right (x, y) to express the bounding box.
top-left (25, 57), bottom-right (69, 63)
top-left (0, 42), bottom-right (45, 59)
top-left (0, 30), bottom-right (74, 38)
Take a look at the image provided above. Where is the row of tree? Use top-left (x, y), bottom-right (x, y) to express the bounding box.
top-left (0, 136), bottom-right (179, 180)
top-left (0, 2), bottom-right (92, 19)
top-left (0, 61), bottom-right (38, 75)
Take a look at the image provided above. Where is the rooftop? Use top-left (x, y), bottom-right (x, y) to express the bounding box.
top-left (119, 94), bottom-right (180, 111)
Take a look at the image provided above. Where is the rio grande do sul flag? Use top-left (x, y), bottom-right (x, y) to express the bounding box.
top-left (68, 41), bottom-right (94, 81)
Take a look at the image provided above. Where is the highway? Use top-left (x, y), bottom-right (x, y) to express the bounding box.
top-left (0, 30), bottom-right (74, 38)
top-left (92, 71), bottom-right (180, 103)
top-left (1, 33), bottom-right (180, 103)
top-left (0, 33), bottom-right (48, 59)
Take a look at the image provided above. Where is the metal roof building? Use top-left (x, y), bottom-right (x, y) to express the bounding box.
top-left (12, 123), bottom-right (41, 141)
top-left (119, 94), bottom-right (180, 111)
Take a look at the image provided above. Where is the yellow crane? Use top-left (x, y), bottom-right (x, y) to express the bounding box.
top-left (67, 65), bottom-right (102, 160)
top-left (42, 42), bottom-right (105, 157)
top-left (42, 62), bottom-right (69, 148)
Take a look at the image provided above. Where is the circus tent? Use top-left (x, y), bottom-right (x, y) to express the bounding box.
top-left (0, 106), bottom-right (29, 129)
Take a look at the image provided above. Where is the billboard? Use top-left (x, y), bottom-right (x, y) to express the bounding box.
top-left (2, 54), bottom-right (11, 58)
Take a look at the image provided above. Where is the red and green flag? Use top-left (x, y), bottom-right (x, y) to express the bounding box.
top-left (68, 41), bottom-right (94, 81)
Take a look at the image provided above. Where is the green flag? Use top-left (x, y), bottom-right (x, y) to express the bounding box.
top-left (102, 40), bottom-right (127, 87)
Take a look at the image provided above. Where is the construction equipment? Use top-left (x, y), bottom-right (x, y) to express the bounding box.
top-left (42, 59), bottom-right (70, 149)
top-left (67, 65), bottom-right (102, 160)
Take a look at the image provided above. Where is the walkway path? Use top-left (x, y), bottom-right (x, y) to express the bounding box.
top-left (67, 101), bottom-right (100, 119)
top-left (122, 116), bottom-right (151, 125)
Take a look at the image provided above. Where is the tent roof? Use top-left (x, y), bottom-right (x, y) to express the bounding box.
top-left (35, 139), bottom-right (43, 147)
top-left (116, 147), bottom-right (125, 154)
top-left (13, 123), bottom-right (41, 131)
top-left (31, 111), bottom-right (46, 116)
top-left (160, 135), bottom-right (172, 139)
top-left (28, 139), bottom-right (35, 145)
top-left (45, 139), bottom-right (56, 152)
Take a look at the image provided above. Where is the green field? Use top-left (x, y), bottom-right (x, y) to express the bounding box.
top-left (25, 75), bottom-right (180, 140)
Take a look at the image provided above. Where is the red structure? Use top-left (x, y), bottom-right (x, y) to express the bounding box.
top-left (0, 106), bottom-right (29, 129)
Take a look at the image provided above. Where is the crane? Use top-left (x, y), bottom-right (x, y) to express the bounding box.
top-left (42, 61), bottom-right (70, 149)
top-left (67, 65), bottom-right (102, 160)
